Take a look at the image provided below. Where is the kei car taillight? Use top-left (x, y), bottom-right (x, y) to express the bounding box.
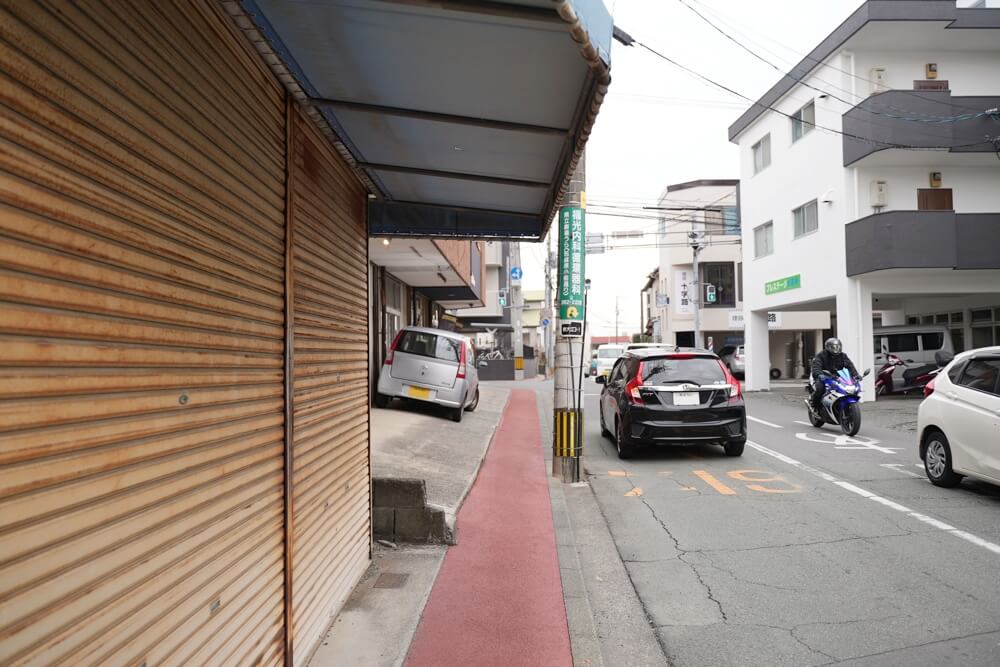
top-left (625, 361), bottom-right (645, 404)
top-left (384, 330), bottom-right (404, 365)
top-left (923, 377), bottom-right (936, 398)
top-left (456, 341), bottom-right (468, 379)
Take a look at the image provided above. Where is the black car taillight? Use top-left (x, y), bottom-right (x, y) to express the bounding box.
top-left (625, 361), bottom-right (645, 404)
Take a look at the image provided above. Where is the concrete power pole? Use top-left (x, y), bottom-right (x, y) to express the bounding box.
top-left (553, 154), bottom-right (585, 483)
top-left (690, 231), bottom-right (702, 348)
top-left (512, 242), bottom-right (524, 380)
top-left (544, 242), bottom-right (554, 377)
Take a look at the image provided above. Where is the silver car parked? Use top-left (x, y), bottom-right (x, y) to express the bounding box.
top-left (375, 326), bottom-right (480, 422)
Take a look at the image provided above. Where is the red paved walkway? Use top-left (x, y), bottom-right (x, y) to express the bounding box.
top-left (406, 389), bottom-right (571, 666)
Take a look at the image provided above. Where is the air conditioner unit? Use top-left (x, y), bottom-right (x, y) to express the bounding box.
top-left (870, 180), bottom-right (888, 207)
top-left (869, 67), bottom-right (887, 94)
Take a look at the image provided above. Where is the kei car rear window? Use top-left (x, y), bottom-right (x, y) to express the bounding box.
top-left (398, 331), bottom-right (459, 362)
top-left (641, 357), bottom-right (726, 385)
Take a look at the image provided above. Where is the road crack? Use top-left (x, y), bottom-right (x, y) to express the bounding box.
top-left (627, 477), bottom-right (728, 623)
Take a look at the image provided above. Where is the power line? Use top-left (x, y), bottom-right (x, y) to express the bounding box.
top-left (616, 32), bottom-right (992, 152)
top-left (686, 0), bottom-right (990, 116)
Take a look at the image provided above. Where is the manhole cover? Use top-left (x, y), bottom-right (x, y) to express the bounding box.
top-left (373, 572), bottom-right (409, 589)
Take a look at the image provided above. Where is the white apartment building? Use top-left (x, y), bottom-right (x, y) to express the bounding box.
top-left (730, 0), bottom-right (1000, 397)
top-left (651, 180), bottom-right (829, 378)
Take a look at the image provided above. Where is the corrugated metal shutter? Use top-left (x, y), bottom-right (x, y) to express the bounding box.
top-left (0, 1), bottom-right (287, 665)
top-left (290, 109), bottom-right (371, 665)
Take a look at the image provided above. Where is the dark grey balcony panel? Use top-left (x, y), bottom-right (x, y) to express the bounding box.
top-left (843, 91), bottom-right (1000, 165)
top-left (847, 211), bottom-right (1000, 275)
top-left (957, 213), bottom-right (1000, 270)
top-left (846, 210), bottom-right (956, 275)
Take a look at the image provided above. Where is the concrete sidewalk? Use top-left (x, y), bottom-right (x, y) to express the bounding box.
top-left (309, 384), bottom-right (509, 667)
top-left (406, 389), bottom-right (571, 666)
top-left (371, 384), bottom-right (510, 543)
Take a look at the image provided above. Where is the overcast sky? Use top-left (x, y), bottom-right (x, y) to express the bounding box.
top-left (520, 0), bottom-right (869, 336)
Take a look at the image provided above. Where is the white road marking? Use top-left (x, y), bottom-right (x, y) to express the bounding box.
top-left (747, 441), bottom-right (1000, 558)
top-left (880, 463), bottom-right (923, 479)
top-left (793, 420), bottom-right (813, 427)
top-left (747, 416), bottom-right (783, 429)
top-left (795, 431), bottom-right (899, 455)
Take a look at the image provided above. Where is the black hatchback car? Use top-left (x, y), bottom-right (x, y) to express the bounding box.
top-left (597, 347), bottom-right (746, 459)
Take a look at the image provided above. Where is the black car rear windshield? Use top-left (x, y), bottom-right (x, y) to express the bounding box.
top-left (398, 331), bottom-right (460, 362)
top-left (641, 357), bottom-right (725, 385)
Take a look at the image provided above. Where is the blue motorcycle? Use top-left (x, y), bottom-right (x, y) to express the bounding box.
top-left (804, 368), bottom-right (871, 436)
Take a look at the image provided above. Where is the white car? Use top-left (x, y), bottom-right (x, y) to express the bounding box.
top-left (917, 346), bottom-right (1000, 487)
top-left (594, 344), bottom-right (626, 380)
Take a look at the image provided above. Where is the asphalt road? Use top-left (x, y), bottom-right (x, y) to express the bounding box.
top-left (581, 379), bottom-right (1000, 666)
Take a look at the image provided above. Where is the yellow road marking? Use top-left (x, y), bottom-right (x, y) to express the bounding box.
top-left (727, 469), bottom-right (803, 494)
top-left (608, 470), bottom-right (629, 477)
top-left (624, 487), bottom-right (644, 497)
top-left (693, 470), bottom-right (737, 496)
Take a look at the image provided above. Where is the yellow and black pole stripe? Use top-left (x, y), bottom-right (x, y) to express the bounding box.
top-left (553, 408), bottom-right (582, 458)
top-left (514, 356), bottom-right (524, 371)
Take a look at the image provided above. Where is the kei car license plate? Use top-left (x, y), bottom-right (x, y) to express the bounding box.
top-left (407, 386), bottom-right (432, 400)
top-left (674, 391), bottom-right (699, 406)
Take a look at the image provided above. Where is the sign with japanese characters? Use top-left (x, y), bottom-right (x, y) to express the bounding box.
top-left (765, 274), bottom-right (801, 295)
top-left (557, 206), bottom-right (586, 323)
top-left (674, 269), bottom-right (692, 315)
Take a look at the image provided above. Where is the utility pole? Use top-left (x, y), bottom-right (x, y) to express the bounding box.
top-left (614, 296), bottom-right (620, 341)
top-left (544, 243), bottom-right (555, 377)
top-left (512, 242), bottom-right (524, 380)
top-left (690, 230), bottom-right (702, 348)
top-left (553, 154), bottom-right (586, 483)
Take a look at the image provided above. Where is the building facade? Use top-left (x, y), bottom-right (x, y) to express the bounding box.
top-left (730, 0), bottom-right (1000, 395)
top-left (652, 180), bottom-right (829, 377)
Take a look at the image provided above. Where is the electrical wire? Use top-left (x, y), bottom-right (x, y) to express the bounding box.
top-left (625, 36), bottom-right (992, 152)
top-left (686, 0), bottom-right (991, 116)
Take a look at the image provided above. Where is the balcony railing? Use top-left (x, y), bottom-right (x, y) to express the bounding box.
top-left (845, 210), bottom-right (1000, 276)
top-left (842, 90), bottom-right (1000, 165)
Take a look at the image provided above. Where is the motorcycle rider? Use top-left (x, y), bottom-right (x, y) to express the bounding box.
top-left (810, 337), bottom-right (861, 411)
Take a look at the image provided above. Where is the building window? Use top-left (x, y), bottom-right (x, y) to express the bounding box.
top-left (754, 221), bottom-right (773, 257)
top-left (737, 262), bottom-right (743, 302)
top-left (791, 101), bottom-right (815, 142)
top-left (722, 206), bottom-right (739, 234)
top-left (752, 134), bottom-right (771, 174)
top-left (700, 262), bottom-right (736, 308)
top-left (793, 200), bottom-right (819, 238)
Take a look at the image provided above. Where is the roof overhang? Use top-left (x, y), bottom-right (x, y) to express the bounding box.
top-left (231, 0), bottom-right (613, 240)
top-left (369, 238), bottom-right (483, 307)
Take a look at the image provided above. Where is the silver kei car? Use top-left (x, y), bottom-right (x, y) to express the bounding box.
top-left (375, 326), bottom-right (480, 422)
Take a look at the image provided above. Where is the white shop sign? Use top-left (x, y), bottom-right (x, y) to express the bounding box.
top-left (728, 311), bottom-right (782, 330)
top-left (674, 269), bottom-right (692, 315)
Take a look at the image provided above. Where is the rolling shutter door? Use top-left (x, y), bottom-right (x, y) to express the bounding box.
top-left (0, 1), bottom-right (286, 665)
top-left (290, 109), bottom-right (371, 664)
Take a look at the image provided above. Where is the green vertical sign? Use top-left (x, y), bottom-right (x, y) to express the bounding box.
top-left (558, 206), bottom-right (586, 321)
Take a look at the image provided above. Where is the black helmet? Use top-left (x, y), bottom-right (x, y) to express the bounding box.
top-left (825, 337), bottom-right (843, 355)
